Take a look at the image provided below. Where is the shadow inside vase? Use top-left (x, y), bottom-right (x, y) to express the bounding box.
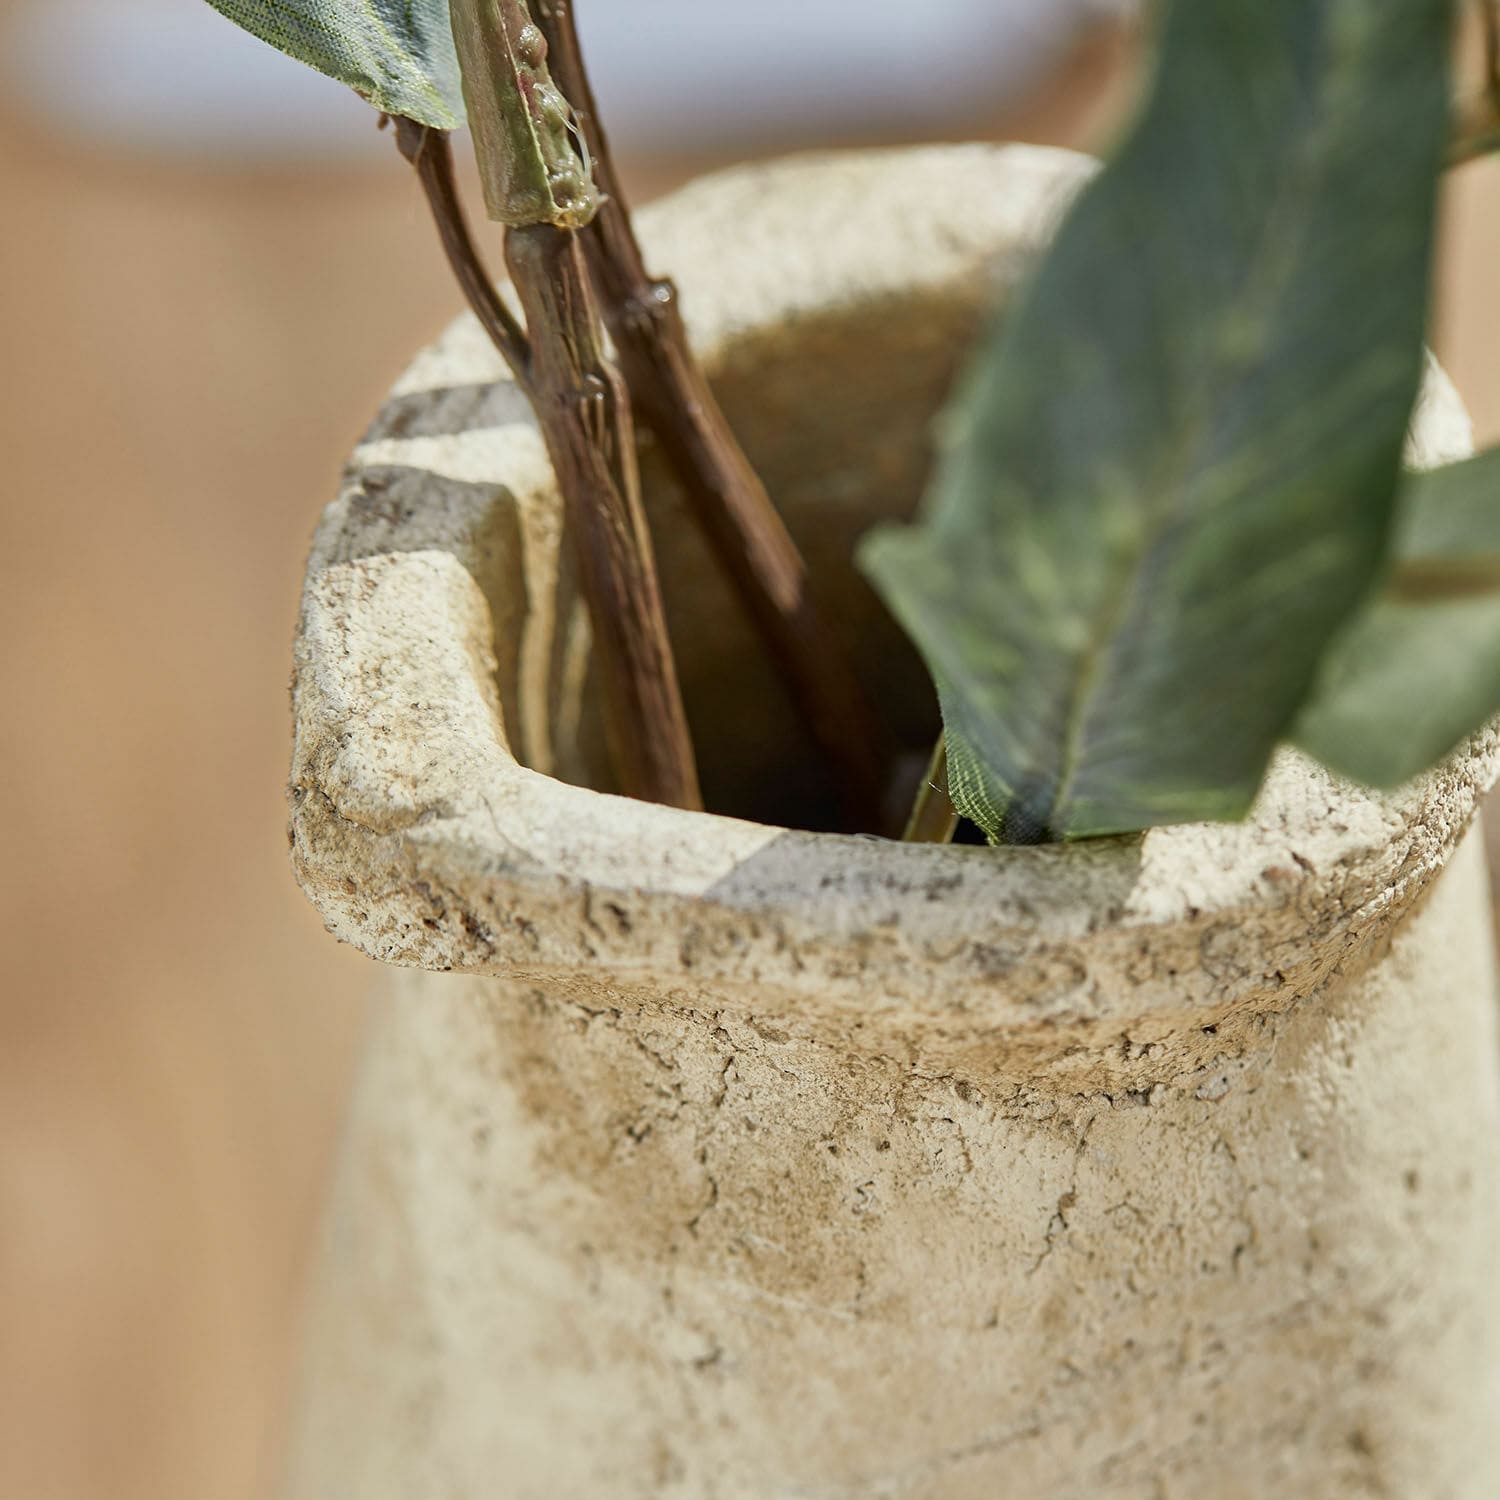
top-left (332, 278), bottom-right (1011, 834)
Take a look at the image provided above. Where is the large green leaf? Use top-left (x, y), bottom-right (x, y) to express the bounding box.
top-left (1293, 446), bottom-right (1500, 785)
top-left (202, 0), bottom-right (465, 128)
top-left (859, 0), bottom-right (1454, 843)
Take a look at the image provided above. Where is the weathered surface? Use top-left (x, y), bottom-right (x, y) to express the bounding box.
top-left (285, 147), bottom-right (1500, 1498)
top-left (293, 836), bottom-right (1500, 1500)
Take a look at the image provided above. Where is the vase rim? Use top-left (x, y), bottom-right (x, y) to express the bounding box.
top-left (290, 143), bottom-right (1495, 1035)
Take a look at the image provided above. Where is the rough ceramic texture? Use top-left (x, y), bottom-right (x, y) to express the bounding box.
top-left (285, 146), bottom-right (1500, 1498)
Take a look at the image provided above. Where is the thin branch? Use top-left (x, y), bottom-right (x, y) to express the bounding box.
top-left (1483, 0), bottom-right (1500, 117)
top-left (415, 0), bottom-right (700, 810)
top-left (392, 117), bottom-right (531, 384)
top-left (506, 224), bottom-right (702, 809)
top-left (449, 0), bottom-right (601, 228)
top-left (534, 0), bottom-right (890, 831)
top-left (1449, 2), bottom-right (1500, 165)
top-left (903, 739), bottom-right (959, 844)
top-left (1449, 114), bottom-right (1500, 166)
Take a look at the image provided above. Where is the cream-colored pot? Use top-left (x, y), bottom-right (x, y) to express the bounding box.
top-left (284, 146), bottom-right (1500, 1499)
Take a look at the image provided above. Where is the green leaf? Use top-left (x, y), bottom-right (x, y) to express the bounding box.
top-left (202, 0), bottom-right (465, 128)
top-left (859, 0), bottom-right (1454, 843)
top-left (1293, 446), bottom-right (1500, 786)
top-left (1384, 442), bottom-right (1500, 600)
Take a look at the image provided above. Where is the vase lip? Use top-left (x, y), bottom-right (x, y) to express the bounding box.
top-left (290, 142), bottom-right (1495, 1029)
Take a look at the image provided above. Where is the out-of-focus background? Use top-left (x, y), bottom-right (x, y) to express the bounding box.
top-left (0, 3), bottom-right (1494, 1497)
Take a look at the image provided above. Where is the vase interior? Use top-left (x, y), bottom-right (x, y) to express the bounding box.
top-left (564, 284), bottom-right (996, 831)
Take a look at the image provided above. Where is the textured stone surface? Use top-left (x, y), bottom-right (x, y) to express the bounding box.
top-left (285, 146), bottom-right (1500, 1498)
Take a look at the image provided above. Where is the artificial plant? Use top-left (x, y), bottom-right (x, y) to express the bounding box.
top-left (862, 0), bottom-right (1456, 842)
top-left (864, 0), bottom-right (1500, 842)
top-left (204, 0), bottom-right (882, 823)
top-left (205, 0), bottom-right (1500, 846)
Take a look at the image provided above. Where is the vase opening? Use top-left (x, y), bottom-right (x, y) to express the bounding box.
top-left (556, 283), bottom-right (1001, 833)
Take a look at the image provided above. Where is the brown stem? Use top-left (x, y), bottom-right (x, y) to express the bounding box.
top-left (1449, 3), bottom-right (1500, 165)
top-left (903, 739), bottom-right (958, 844)
top-left (506, 224), bottom-right (702, 809)
top-left (533, 0), bottom-right (889, 830)
top-left (1483, 0), bottom-right (1500, 116)
top-left (393, 117), bottom-right (531, 384)
top-left (1449, 111), bottom-right (1500, 165)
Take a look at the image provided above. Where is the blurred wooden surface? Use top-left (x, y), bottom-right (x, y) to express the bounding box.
top-left (0, 17), bottom-right (1495, 1500)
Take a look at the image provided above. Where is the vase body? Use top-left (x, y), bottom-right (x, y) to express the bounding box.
top-left (289, 832), bottom-right (1500, 1500)
top-left (284, 146), bottom-right (1500, 1498)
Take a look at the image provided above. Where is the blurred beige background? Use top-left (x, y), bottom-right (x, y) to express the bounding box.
top-left (0, 8), bottom-right (1494, 1499)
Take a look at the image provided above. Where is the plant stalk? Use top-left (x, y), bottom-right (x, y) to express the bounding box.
top-left (1483, 0), bottom-right (1500, 116)
top-left (393, 117), bottom-right (531, 384)
top-left (450, 0), bottom-right (601, 229)
top-left (1449, 115), bottom-right (1500, 164)
top-left (533, 0), bottom-right (889, 830)
top-left (506, 224), bottom-right (702, 809)
top-left (1450, 4), bottom-right (1500, 164)
top-left (442, 0), bottom-right (700, 808)
top-left (903, 738), bottom-right (959, 844)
